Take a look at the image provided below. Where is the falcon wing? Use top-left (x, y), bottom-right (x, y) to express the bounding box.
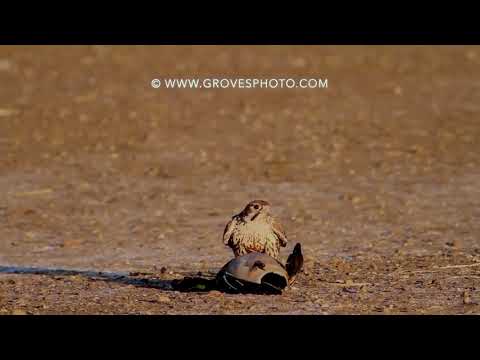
top-left (223, 218), bottom-right (236, 246)
top-left (272, 219), bottom-right (288, 247)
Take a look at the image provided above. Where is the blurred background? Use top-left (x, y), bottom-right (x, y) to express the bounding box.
top-left (0, 46), bottom-right (479, 313)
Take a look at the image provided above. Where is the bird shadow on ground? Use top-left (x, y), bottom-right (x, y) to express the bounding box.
top-left (0, 265), bottom-right (218, 293)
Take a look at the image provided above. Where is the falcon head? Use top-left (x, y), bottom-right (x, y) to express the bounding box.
top-left (241, 200), bottom-right (271, 221)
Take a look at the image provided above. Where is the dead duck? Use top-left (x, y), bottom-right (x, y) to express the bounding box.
top-left (216, 243), bottom-right (304, 294)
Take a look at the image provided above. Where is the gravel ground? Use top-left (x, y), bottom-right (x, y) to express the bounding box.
top-left (0, 45), bottom-right (479, 314)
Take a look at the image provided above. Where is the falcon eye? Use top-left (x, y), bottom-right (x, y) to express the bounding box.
top-left (253, 204), bottom-right (260, 210)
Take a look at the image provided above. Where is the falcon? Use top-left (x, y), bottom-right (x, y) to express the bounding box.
top-left (223, 200), bottom-right (287, 260)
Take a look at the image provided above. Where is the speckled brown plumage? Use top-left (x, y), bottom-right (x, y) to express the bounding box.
top-left (223, 200), bottom-right (287, 260)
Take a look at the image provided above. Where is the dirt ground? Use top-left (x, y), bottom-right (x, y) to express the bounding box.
top-left (0, 46), bottom-right (479, 314)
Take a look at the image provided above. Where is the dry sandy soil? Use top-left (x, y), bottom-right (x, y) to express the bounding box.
top-left (0, 46), bottom-right (479, 314)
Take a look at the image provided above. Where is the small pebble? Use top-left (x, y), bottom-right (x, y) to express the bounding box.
top-left (12, 309), bottom-right (28, 315)
top-left (157, 295), bottom-right (171, 303)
